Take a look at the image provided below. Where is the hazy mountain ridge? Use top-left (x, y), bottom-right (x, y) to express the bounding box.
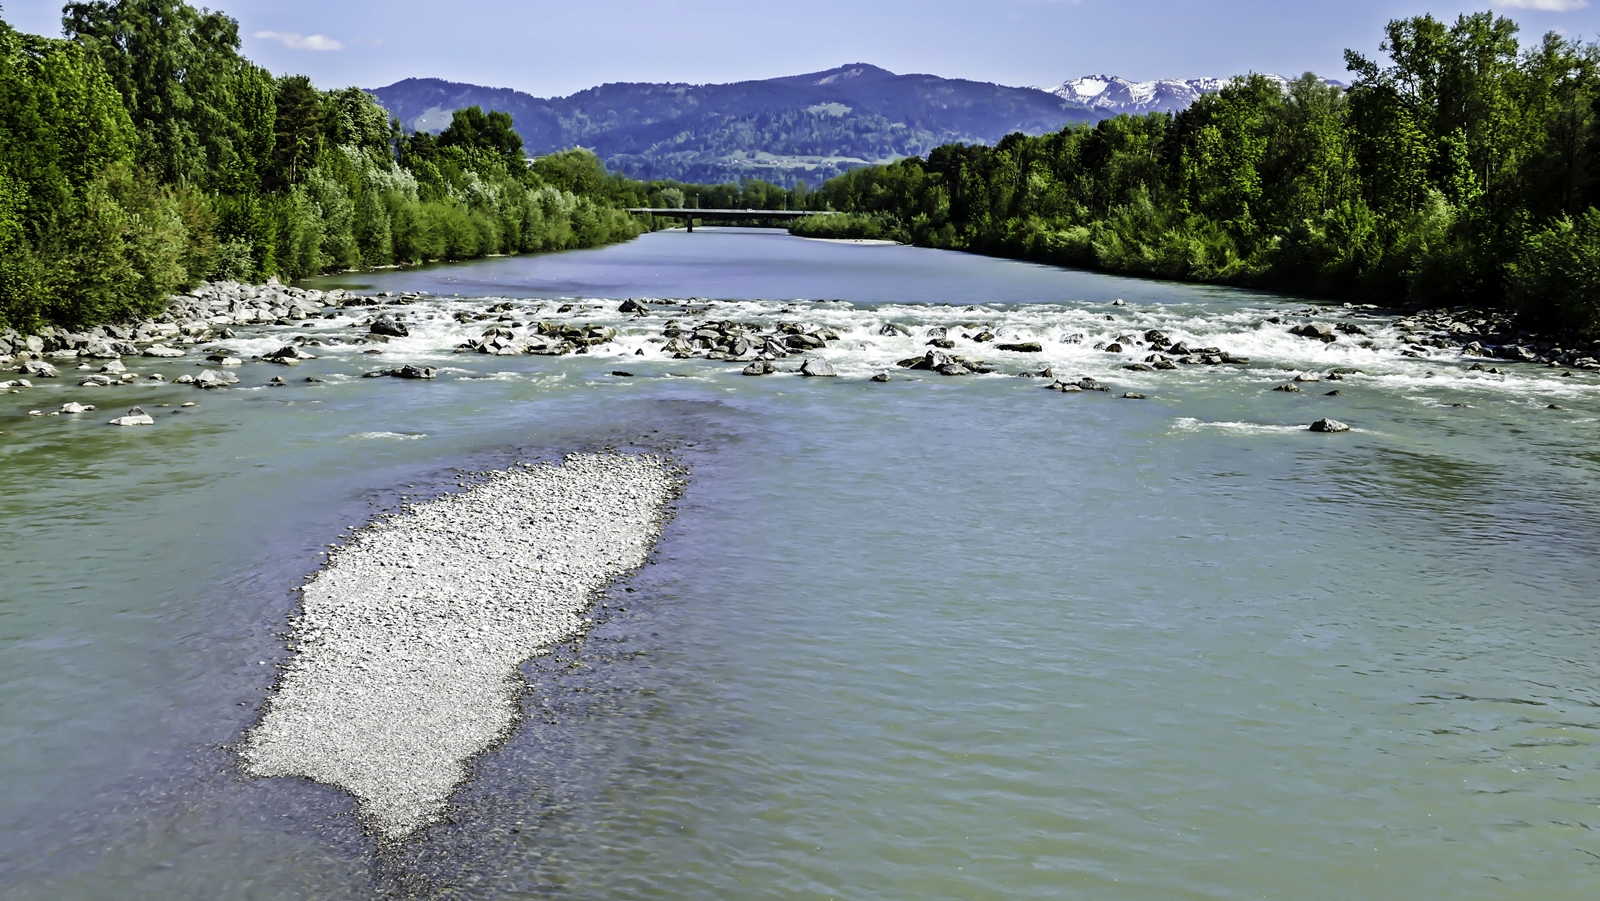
top-left (369, 65), bottom-right (1341, 186)
top-left (370, 64), bottom-right (1098, 186)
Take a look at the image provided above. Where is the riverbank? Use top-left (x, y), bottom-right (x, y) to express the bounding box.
top-left (241, 453), bottom-right (679, 839)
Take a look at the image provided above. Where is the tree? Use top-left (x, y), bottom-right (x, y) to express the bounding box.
top-left (438, 106), bottom-right (523, 160)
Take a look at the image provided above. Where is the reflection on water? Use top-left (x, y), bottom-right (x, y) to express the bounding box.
top-left (2, 230), bottom-right (1598, 900)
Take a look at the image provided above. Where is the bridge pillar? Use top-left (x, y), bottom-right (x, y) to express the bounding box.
top-left (686, 214), bottom-right (693, 234)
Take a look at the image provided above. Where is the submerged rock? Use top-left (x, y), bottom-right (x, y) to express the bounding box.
top-left (996, 341), bottom-right (1043, 353)
top-left (391, 365), bottom-right (436, 380)
top-left (870, 372), bottom-right (891, 382)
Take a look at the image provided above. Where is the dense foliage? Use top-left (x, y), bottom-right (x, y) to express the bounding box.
top-left (0, 0), bottom-right (640, 332)
top-left (795, 12), bottom-right (1600, 336)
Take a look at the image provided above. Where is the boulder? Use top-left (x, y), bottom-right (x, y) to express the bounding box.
top-left (619, 299), bottom-right (650, 313)
top-left (936, 362), bottom-right (972, 376)
top-left (1294, 373), bottom-right (1321, 382)
top-left (926, 338), bottom-right (955, 349)
top-left (263, 344), bottom-right (315, 363)
top-left (799, 357), bottom-right (837, 377)
top-left (1122, 392), bottom-right (1146, 399)
top-left (20, 360), bottom-right (58, 378)
top-left (742, 361), bottom-right (777, 376)
top-left (100, 360), bottom-right (126, 373)
top-left (879, 323), bottom-right (911, 337)
top-left (391, 364), bottom-right (436, 379)
top-left (996, 341), bottom-right (1043, 353)
top-left (1291, 323), bottom-right (1337, 342)
top-left (79, 374), bottom-right (115, 387)
top-left (870, 372), bottom-right (891, 382)
top-left (1309, 418), bottom-right (1350, 433)
top-left (1273, 384), bottom-right (1302, 393)
top-left (109, 407), bottom-right (154, 426)
top-left (142, 344), bottom-right (185, 358)
top-left (610, 370), bottom-right (634, 377)
top-left (1104, 342), bottom-right (1124, 353)
top-left (60, 402), bottom-right (94, 414)
top-left (193, 369), bottom-right (239, 389)
top-left (369, 314), bottom-right (409, 338)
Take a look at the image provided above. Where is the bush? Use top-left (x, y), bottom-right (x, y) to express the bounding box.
top-left (1509, 208), bottom-right (1600, 337)
top-left (789, 212), bottom-right (905, 242)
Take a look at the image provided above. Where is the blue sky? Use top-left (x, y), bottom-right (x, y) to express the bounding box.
top-left (7, 0), bottom-right (1600, 95)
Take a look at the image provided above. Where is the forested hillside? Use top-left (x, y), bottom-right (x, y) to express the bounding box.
top-left (370, 65), bottom-right (1096, 187)
top-left (0, 0), bottom-right (641, 332)
top-left (796, 13), bottom-right (1600, 337)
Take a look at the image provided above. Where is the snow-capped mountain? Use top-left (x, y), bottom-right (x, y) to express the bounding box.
top-left (1040, 74), bottom-right (1334, 115)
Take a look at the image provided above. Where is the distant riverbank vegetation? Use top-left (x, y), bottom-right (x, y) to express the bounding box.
top-left (0, 0), bottom-right (649, 332)
top-left (793, 12), bottom-right (1600, 337)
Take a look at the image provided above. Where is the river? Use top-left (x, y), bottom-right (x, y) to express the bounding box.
top-left (2, 228), bottom-right (1598, 899)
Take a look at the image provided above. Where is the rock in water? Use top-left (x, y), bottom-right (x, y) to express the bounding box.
top-left (193, 369), bottom-right (240, 389)
top-left (996, 341), bottom-right (1043, 353)
top-left (742, 361), bottom-right (776, 376)
top-left (20, 360), bottom-right (57, 378)
top-left (60, 402), bottom-right (94, 414)
top-left (141, 344), bottom-right (185, 358)
top-left (1310, 418), bottom-right (1350, 433)
top-left (800, 357), bottom-right (837, 377)
top-left (263, 345), bottom-right (314, 363)
top-left (618, 299), bottom-right (649, 313)
top-left (870, 372), bottom-right (891, 382)
top-left (240, 455), bottom-right (677, 839)
top-left (391, 365), bottom-right (436, 379)
top-left (369, 314), bottom-right (409, 338)
top-left (109, 407), bottom-right (154, 426)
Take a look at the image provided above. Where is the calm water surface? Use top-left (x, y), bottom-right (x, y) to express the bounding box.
top-left (2, 230), bottom-right (1598, 899)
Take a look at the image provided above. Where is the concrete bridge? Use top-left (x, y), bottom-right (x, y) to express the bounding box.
top-left (626, 208), bottom-right (827, 232)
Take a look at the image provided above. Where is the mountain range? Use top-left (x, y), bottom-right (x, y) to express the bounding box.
top-left (368, 65), bottom-right (1325, 187)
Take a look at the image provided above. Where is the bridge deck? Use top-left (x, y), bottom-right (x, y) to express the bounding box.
top-left (626, 208), bottom-right (828, 232)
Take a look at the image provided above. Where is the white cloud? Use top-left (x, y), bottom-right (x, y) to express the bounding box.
top-left (1493, 0), bottom-right (1588, 10)
top-left (254, 31), bottom-right (344, 51)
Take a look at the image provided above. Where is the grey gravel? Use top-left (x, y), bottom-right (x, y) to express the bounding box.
top-left (241, 453), bottom-right (677, 839)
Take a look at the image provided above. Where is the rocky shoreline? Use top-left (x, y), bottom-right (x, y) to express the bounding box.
top-left (240, 453), bottom-right (679, 840)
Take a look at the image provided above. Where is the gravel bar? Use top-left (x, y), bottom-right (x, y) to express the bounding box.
top-left (241, 453), bottom-right (677, 839)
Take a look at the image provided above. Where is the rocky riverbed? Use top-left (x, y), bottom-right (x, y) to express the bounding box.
top-left (240, 453), bottom-right (679, 840)
top-left (3, 279), bottom-right (1596, 433)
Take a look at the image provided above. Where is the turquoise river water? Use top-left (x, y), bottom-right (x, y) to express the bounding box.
top-left (2, 229), bottom-right (1598, 899)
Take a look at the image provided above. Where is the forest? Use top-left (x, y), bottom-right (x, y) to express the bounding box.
top-left (794, 12), bottom-right (1600, 337)
top-left (0, 0), bottom-right (651, 332)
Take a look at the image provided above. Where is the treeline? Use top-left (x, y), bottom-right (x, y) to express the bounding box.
top-left (0, 0), bottom-right (641, 332)
top-left (796, 12), bottom-right (1600, 337)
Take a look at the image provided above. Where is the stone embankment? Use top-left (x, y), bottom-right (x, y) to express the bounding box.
top-left (241, 453), bottom-right (678, 840)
